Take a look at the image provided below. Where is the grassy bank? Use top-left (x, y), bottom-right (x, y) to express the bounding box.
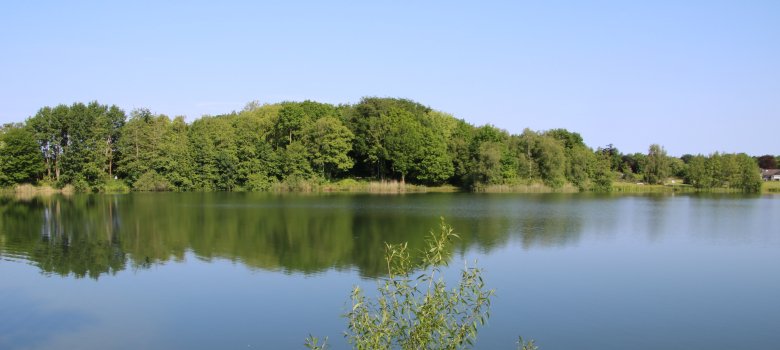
top-left (0, 184), bottom-right (73, 200)
top-left (612, 182), bottom-right (699, 193)
top-left (6, 179), bottom-right (777, 195)
top-left (272, 179), bottom-right (460, 194)
top-left (613, 181), bottom-right (780, 194)
top-left (1, 180), bottom-right (130, 199)
top-left (472, 182), bottom-right (579, 193)
top-left (763, 181), bottom-right (780, 193)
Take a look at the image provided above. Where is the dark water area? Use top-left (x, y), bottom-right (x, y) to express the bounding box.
top-left (1, 193), bottom-right (778, 349)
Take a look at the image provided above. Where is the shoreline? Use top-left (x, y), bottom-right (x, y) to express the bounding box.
top-left (4, 180), bottom-right (778, 197)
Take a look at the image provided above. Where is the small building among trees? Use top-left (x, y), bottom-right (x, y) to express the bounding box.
top-left (761, 169), bottom-right (780, 181)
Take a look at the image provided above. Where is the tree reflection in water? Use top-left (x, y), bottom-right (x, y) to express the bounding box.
top-left (0, 193), bottom-right (587, 279)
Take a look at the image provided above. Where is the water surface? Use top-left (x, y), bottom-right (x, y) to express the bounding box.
top-left (1, 193), bottom-right (778, 349)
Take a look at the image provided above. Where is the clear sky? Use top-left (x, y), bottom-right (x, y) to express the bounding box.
top-left (1, 0), bottom-right (777, 156)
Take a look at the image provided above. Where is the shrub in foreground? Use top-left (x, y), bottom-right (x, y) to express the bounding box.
top-left (306, 219), bottom-right (496, 349)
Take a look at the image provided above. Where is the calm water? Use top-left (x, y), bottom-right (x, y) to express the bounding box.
top-left (1, 193), bottom-right (778, 349)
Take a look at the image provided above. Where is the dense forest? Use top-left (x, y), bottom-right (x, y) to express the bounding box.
top-left (0, 98), bottom-right (771, 193)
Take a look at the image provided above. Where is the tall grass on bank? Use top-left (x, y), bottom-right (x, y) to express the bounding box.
top-left (472, 182), bottom-right (579, 193)
top-left (611, 182), bottom-right (695, 193)
top-left (99, 179), bottom-right (131, 193)
top-left (612, 181), bottom-right (766, 194)
top-left (763, 181), bottom-right (780, 193)
top-left (272, 179), bottom-right (459, 194)
top-left (7, 179), bottom-right (776, 195)
top-left (0, 184), bottom-right (72, 201)
top-left (2, 180), bottom-right (128, 199)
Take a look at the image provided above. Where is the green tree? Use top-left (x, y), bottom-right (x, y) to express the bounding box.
top-left (274, 103), bottom-right (308, 146)
top-left (685, 155), bottom-right (710, 188)
top-left (27, 102), bottom-right (125, 187)
top-left (102, 104), bottom-right (126, 177)
top-left (133, 170), bottom-right (172, 191)
top-left (546, 129), bottom-right (591, 190)
top-left (707, 153), bottom-right (724, 187)
top-left (736, 153), bottom-right (762, 192)
top-left (60, 102), bottom-right (126, 187)
top-left (0, 125), bottom-right (44, 185)
top-left (475, 141), bottom-right (504, 184)
top-left (187, 115), bottom-right (239, 191)
top-left (282, 141), bottom-right (313, 179)
top-left (668, 157), bottom-right (687, 179)
top-left (620, 153), bottom-right (646, 178)
top-left (116, 109), bottom-right (165, 186)
top-left (597, 144), bottom-right (623, 172)
top-left (116, 109), bottom-right (196, 190)
top-left (719, 154), bottom-right (739, 188)
top-left (27, 105), bottom-right (67, 181)
top-left (643, 144), bottom-right (669, 185)
top-left (566, 146), bottom-right (593, 191)
top-left (386, 112), bottom-right (421, 182)
top-left (447, 120), bottom-right (476, 185)
top-left (544, 128), bottom-right (584, 150)
top-left (158, 116), bottom-right (195, 190)
top-left (468, 125), bottom-right (513, 186)
top-left (346, 98), bottom-right (432, 180)
top-left (415, 130), bottom-right (455, 185)
top-left (413, 111), bottom-right (455, 185)
top-left (533, 136), bottom-right (566, 188)
top-left (590, 153), bottom-right (613, 192)
top-left (505, 135), bottom-right (531, 181)
top-left (233, 110), bottom-right (274, 188)
top-left (302, 116), bottom-right (354, 179)
top-left (513, 129), bottom-right (540, 180)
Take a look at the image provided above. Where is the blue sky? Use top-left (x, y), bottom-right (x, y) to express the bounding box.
top-left (1, 0), bottom-right (777, 156)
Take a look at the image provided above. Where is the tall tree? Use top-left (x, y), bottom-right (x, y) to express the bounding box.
top-left (232, 109), bottom-right (277, 188)
top-left (414, 127), bottom-right (454, 184)
top-left (644, 144), bottom-right (669, 185)
top-left (302, 116), bottom-right (354, 179)
top-left (598, 144), bottom-right (623, 171)
top-left (757, 155), bottom-right (777, 169)
top-left (384, 108), bottom-right (424, 183)
top-left (534, 136), bottom-right (566, 188)
top-left (513, 129), bottom-right (540, 180)
top-left (590, 153), bottom-right (613, 192)
top-left (719, 154), bottom-right (740, 188)
top-left (685, 155), bottom-right (710, 188)
top-left (282, 141), bottom-right (313, 179)
top-left (104, 105), bottom-right (126, 177)
top-left (475, 141), bottom-right (504, 184)
top-left (0, 125), bottom-right (44, 185)
top-left (567, 145), bottom-right (593, 191)
top-left (27, 105), bottom-right (68, 181)
top-left (274, 103), bottom-right (308, 146)
top-left (158, 116), bottom-right (194, 190)
top-left (736, 153), bottom-right (762, 192)
top-left (116, 109), bottom-right (166, 186)
top-left (27, 102), bottom-right (125, 187)
top-left (346, 97), bottom-right (432, 180)
top-left (447, 120), bottom-right (475, 185)
top-left (188, 115), bottom-right (238, 191)
top-left (468, 125), bottom-right (512, 185)
top-left (545, 128), bottom-right (585, 150)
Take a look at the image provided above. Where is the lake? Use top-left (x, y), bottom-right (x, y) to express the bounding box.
top-left (1, 193), bottom-right (778, 349)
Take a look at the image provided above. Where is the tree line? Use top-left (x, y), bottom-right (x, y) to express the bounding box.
top-left (0, 98), bottom-right (769, 192)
